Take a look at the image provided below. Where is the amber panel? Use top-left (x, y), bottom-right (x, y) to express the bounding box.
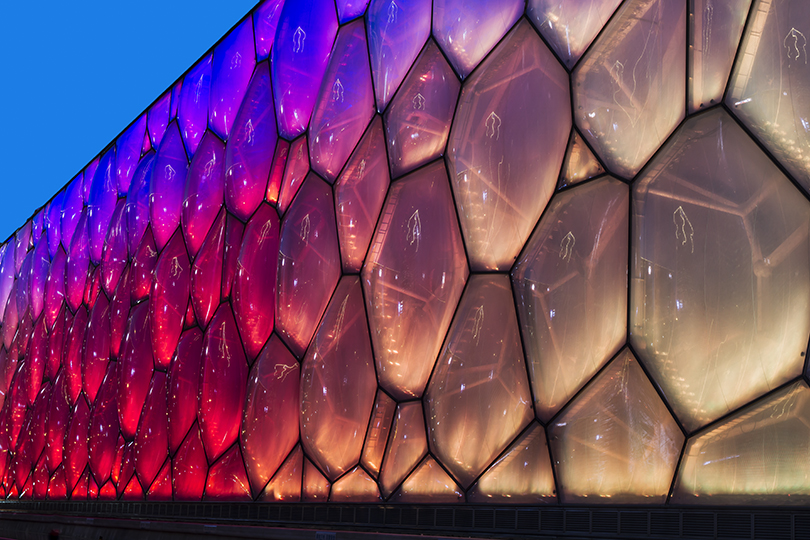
top-left (378, 401), bottom-right (427, 497)
top-left (330, 467), bottom-right (381, 502)
top-left (391, 456), bottom-right (464, 503)
top-left (360, 390), bottom-right (396, 477)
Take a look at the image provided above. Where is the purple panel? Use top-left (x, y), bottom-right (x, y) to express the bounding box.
top-left (171, 82), bottom-right (182, 121)
top-left (272, 0), bottom-right (339, 138)
top-left (179, 56), bottom-right (212, 158)
top-left (118, 301), bottom-right (155, 441)
top-left (46, 306), bottom-right (65, 381)
top-left (16, 251), bottom-right (31, 319)
top-left (168, 329), bottom-right (203, 454)
top-left (15, 220), bottom-right (32, 274)
top-left (61, 174), bottom-right (83, 252)
top-left (88, 362), bottom-right (119, 486)
top-left (225, 62), bottom-right (278, 220)
top-left (83, 160), bottom-right (98, 205)
top-left (367, 0), bottom-right (431, 111)
top-left (150, 231), bottom-right (190, 369)
top-left (87, 147), bottom-right (118, 264)
top-left (209, 18), bottom-right (256, 140)
top-left (131, 229), bottom-right (157, 302)
top-left (337, 0), bottom-right (369, 22)
top-left (126, 151), bottom-right (156, 257)
top-left (183, 131), bottom-right (226, 257)
top-left (84, 264), bottom-right (102, 308)
top-left (65, 209), bottom-right (90, 313)
top-left (148, 92), bottom-right (171, 148)
top-left (134, 371), bottom-right (169, 489)
top-left (309, 20), bottom-right (375, 182)
top-left (32, 211), bottom-right (44, 245)
top-left (46, 192), bottom-right (63, 258)
top-left (2, 283), bottom-right (19, 350)
top-left (150, 123), bottom-right (189, 250)
top-left (277, 136), bottom-right (309, 215)
top-left (221, 213), bottom-right (245, 299)
top-left (116, 115), bottom-right (148, 195)
top-left (65, 308), bottom-right (88, 405)
top-left (277, 174), bottom-right (342, 357)
top-left (172, 424), bottom-right (207, 500)
top-left (191, 210), bottom-right (225, 327)
top-left (0, 246), bottom-right (13, 322)
top-left (233, 204), bottom-right (279, 360)
top-left (23, 317), bottom-right (47, 407)
top-left (82, 293), bottom-right (111, 403)
top-left (101, 199), bottom-right (127, 296)
top-left (110, 266), bottom-right (130, 359)
top-left (254, 0), bottom-right (285, 61)
top-left (29, 235), bottom-right (49, 321)
top-left (266, 139), bottom-right (289, 205)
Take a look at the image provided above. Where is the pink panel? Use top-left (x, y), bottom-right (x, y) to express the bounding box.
top-left (199, 304), bottom-right (248, 462)
top-left (130, 228), bottom-right (158, 302)
top-left (337, 0), bottom-right (369, 22)
top-left (391, 456), bottom-right (464, 503)
top-left (184, 300), bottom-right (196, 329)
top-left (45, 372), bottom-right (70, 472)
top-left (44, 247), bottom-right (67, 331)
top-left (64, 397), bottom-right (90, 494)
top-left (117, 441), bottom-right (136, 498)
top-left (88, 362), bottom-right (120, 486)
top-left (330, 467), bottom-right (381, 502)
top-left (99, 480), bottom-right (116, 500)
top-left (191, 210), bottom-right (225, 327)
top-left (309, 20), bottom-right (375, 182)
top-left (178, 56), bottom-right (211, 158)
top-left (265, 139), bottom-right (289, 205)
top-left (147, 459), bottom-right (172, 500)
top-left (111, 435), bottom-right (125, 489)
top-left (2, 283), bottom-right (19, 350)
top-left (65, 307), bottom-right (89, 405)
top-left (82, 293), bottom-right (111, 403)
top-left (122, 474), bottom-right (144, 500)
top-left (60, 176), bottom-right (83, 255)
top-left (0, 245), bottom-right (14, 323)
top-left (224, 62), bottom-right (278, 221)
top-left (46, 197), bottom-right (63, 259)
top-left (361, 390), bottom-right (396, 477)
top-left (118, 301), bottom-right (155, 440)
top-left (46, 307), bottom-right (66, 382)
top-left (47, 465), bottom-right (67, 499)
top-left (334, 116), bottom-right (390, 273)
top-left (134, 371), bottom-right (169, 489)
top-left (23, 316), bottom-right (47, 406)
top-left (277, 174), bottom-right (341, 357)
top-left (101, 199), bottom-right (128, 296)
top-left (172, 424), bottom-right (208, 500)
top-left (65, 209), bottom-right (89, 313)
top-left (126, 152), bottom-right (155, 257)
top-left (16, 250), bottom-right (32, 320)
top-left (28, 384), bottom-right (50, 468)
top-left (261, 445), bottom-right (302, 501)
top-left (183, 131), bottom-right (226, 258)
top-left (378, 402), bottom-right (428, 497)
top-left (205, 445), bottom-right (251, 501)
top-left (83, 264), bottom-right (102, 308)
top-left (30, 234), bottom-right (49, 321)
top-left (33, 454), bottom-right (48, 499)
top-left (150, 123), bottom-right (189, 250)
top-left (15, 220), bottom-right (32, 273)
top-left (277, 136), bottom-right (309, 215)
top-left (168, 328), bottom-right (203, 454)
top-left (221, 213), bottom-right (245, 298)
top-left (384, 41), bottom-right (459, 178)
top-left (233, 204), bottom-right (280, 360)
top-left (109, 266), bottom-right (131, 359)
top-left (241, 336), bottom-right (299, 496)
top-left (301, 276), bottom-right (376, 480)
top-left (361, 161), bottom-right (468, 399)
top-left (302, 458), bottom-right (330, 501)
top-left (150, 231), bottom-right (191, 369)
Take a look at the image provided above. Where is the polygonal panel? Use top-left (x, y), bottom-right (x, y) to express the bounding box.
top-left (101, 199), bottom-right (128, 296)
top-left (241, 336), bottom-right (299, 497)
top-left (559, 131), bottom-right (605, 189)
top-left (378, 401), bottom-right (427, 497)
top-left (24, 317), bottom-right (47, 406)
top-left (199, 304), bottom-right (248, 462)
top-left (303, 458), bottom-right (330, 501)
top-left (727, 0), bottom-right (810, 189)
top-left (65, 209), bottom-right (89, 313)
top-left (426, 274), bottom-right (533, 488)
top-left (123, 474), bottom-right (144, 500)
top-left (150, 123), bottom-right (189, 251)
top-left (265, 139), bottom-right (289, 204)
top-left (148, 92), bottom-right (171, 148)
top-left (513, 177), bottom-right (628, 422)
top-left (254, 0), bottom-right (285, 61)
top-left (673, 381), bottom-right (810, 505)
top-left (131, 229), bottom-right (158, 302)
top-left (0, 246), bottom-right (14, 323)
top-left (118, 302), bottom-right (155, 440)
top-left (183, 131), bottom-right (225, 258)
top-left (361, 390), bottom-right (396, 477)
top-left (44, 248), bottom-right (66, 331)
top-left (391, 457), bottom-right (464, 503)
top-left (179, 55), bottom-right (212, 158)
top-left (309, 19), bottom-right (375, 182)
top-left (549, 349), bottom-right (684, 504)
top-left (46, 194), bottom-right (63, 259)
top-left (191, 210), bottom-right (225, 327)
top-left (126, 152), bottom-right (156, 257)
top-left (276, 174), bottom-right (341, 357)
top-left (147, 459), bottom-right (173, 500)
top-left (631, 109), bottom-right (810, 432)
top-left (300, 277), bottom-right (376, 480)
top-left (87, 147), bottom-right (117, 264)
top-left (83, 293), bottom-right (111, 404)
top-left (61, 176), bottom-right (84, 254)
top-left (221, 213), bottom-right (245, 298)
top-left (225, 61), bottom-right (278, 221)
top-left (330, 467), bottom-right (381, 502)
top-left (277, 136), bottom-right (310, 215)
top-left (467, 423), bottom-right (555, 503)
top-left (448, 20), bottom-right (571, 271)
top-left (64, 397), bottom-right (90, 494)
top-left (116, 115), bottom-right (147, 194)
top-left (134, 372), bottom-right (169, 490)
top-left (574, 0), bottom-right (686, 178)
top-left (528, 0), bottom-right (623, 69)
top-left (172, 424), bottom-right (207, 500)
top-left (168, 329), bottom-right (203, 454)
top-left (88, 362), bottom-right (119, 486)
top-left (362, 160), bottom-right (468, 399)
top-left (385, 40), bottom-right (459, 178)
top-left (150, 231), bottom-right (191, 369)
top-left (272, 0), bottom-right (339, 138)
top-left (45, 373), bottom-right (70, 472)
top-left (209, 18), bottom-right (256, 140)
top-left (337, 0), bottom-right (368, 22)
top-left (65, 307), bottom-right (88, 405)
top-left (366, 0), bottom-right (431, 112)
top-left (109, 266), bottom-right (131, 359)
top-left (48, 465), bottom-right (67, 499)
top-left (433, 0), bottom-right (523, 79)
top-left (689, 0), bottom-right (751, 112)
top-left (30, 235), bottom-right (49, 321)
top-left (261, 445), bottom-right (303, 501)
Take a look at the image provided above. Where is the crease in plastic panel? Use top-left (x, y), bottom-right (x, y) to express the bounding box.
top-left (277, 136), bottom-right (310, 215)
top-left (205, 445), bottom-right (252, 500)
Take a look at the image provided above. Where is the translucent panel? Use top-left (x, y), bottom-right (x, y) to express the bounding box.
top-left (24, 318), bottom-right (47, 407)
top-left (116, 115), bottom-right (147, 194)
top-left (150, 231), bottom-right (191, 369)
top-left (101, 199), bottom-right (128, 296)
top-left (673, 382), bottom-right (810, 505)
top-left (134, 372), bottom-right (169, 489)
top-left (71, 468), bottom-right (89, 499)
top-left (242, 336), bottom-right (299, 496)
top-left (1, 284), bottom-right (17, 349)
top-left (272, 0), bottom-right (339, 138)
top-left (148, 92), bottom-right (171, 147)
top-left (46, 192), bottom-right (64, 259)
top-left (727, 0), bottom-right (810, 190)
top-left (689, 0), bottom-right (751, 112)
top-left (147, 459), bottom-right (172, 500)
top-left (131, 229), bottom-right (158, 302)
top-left (574, 0), bottom-right (686, 178)
top-left (126, 152), bottom-right (156, 256)
top-left (123, 474), bottom-right (144, 500)
top-left (191, 210), bottom-right (225, 327)
top-left (331, 466), bottom-right (381, 501)
top-left (362, 161), bottom-right (468, 399)
top-left (225, 62), bottom-right (278, 220)
top-left (361, 390), bottom-right (396, 477)
top-left (109, 267), bottom-right (131, 359)
top-left (46, 307), bottom-right (65, 381)
top-left (559, 131), bottom-right (605, 189)
top-left (301, 277), bottom-right (377, 480)
top-left (178, 56), bottom-right (212, 157)
top-left (84, 265), bottom-right (103, 309)
top-left (209, 18), bottom-right (256, 140)
top-left (513, 177), bottom-right (629, 421)
top-left (88, 362), bottom-right (119, 486)
top-left (65, 307), bottom-right (88, 405)
top-left (118, 441), bottom-right (136, 497)
top-left (168, 329), bottom-right (203, 454)
top-left (205, 445), bottom-right (251, 500)
top-left (221, 213), bottom-right (245, 298)
top-left (426, 275), bottom-right (533, 488)
top-left (171, 81), bottom-right (182, 121)
top-left (367, 0), bottom-right (431, 111)
top-left (261, 445), bottom-right (303, 501)
top-left (61, 175), bottom-right (84, 254)
top-left (27, 385), bottom-right (49, 470)
top-left (15, 221), bottom-right (32, 274)
top-left (528, 0), bottom-right (623, 69)
top-left (65, 209), bottom-right (89, 313)
top-left (277, 174), bottom-right (341, 357)
top-left (16, 251), bottom-right (31, 318)
top-left (111, 434), bottom-right (126, 488)
top-left (199, 304), bottom-right (248, 462)
top-left (303, 458), bottom-right (330, 501)
top-left (549, 349), bottom-right (684, 504)
top-left (150, 123), bottom-right (189, 250)
top-left (172, 425), bottom-right (207, 500)
top-left (29, 235), bottom-right (49, 321)
top-left (48, 465), bottom-right (67, 499)
top-left (378, 402), bottom-right (427, 497)
top-left (64, 397), bottom-right (90, 493)
top-left (87, 147), bottom-right (118, 264)
top-left (631, 109), bottom-right (810, 431)
top-left (433, 0), bottom-right (523, 79)
top-left (448, 21), bottom-right (571, 271)
top-left (0, 246), bottom-right (13, 322)
top-left (233, 204), bottom-right (280, 360)
top-left (254, 0), bottom-right (285, 60)
top-left (99, 480), bottom-right (117, 500)
top-left (82, 293), bottom-right (111, 403)
top-left (118, 302), bottom-right (155, 440)
top-left (45, 373), bottom-right (70, 472)
top-left (391, 457), bottom-right (464, 503)
top-left (183, 131), bottom-right (225, 258)
top-left (309, 20), bottom-right (375, 182)
top-left (385, 41), bottom-right (459, 178)
top-left (467, 423), bottom-right (555, 503)
top-left (265, 139), bottom-right (289, 204)
top-left (277, 136), bottom-right (310, 215)
top-left (33, 454), bottom-right (48, 499)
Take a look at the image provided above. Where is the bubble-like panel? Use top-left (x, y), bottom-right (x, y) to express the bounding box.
top-left (391, 457), bottom-right (464, 503)
top-left (209, 18), bottom-right (256, 141)
top-left (559, 131), bottom-right (604, 189)
top-left (179, 56), bottom-right (212, 158)
top-left (378, 401), bottom-right (427, 497)
top-left (183, 132), bottom-right (225, 258)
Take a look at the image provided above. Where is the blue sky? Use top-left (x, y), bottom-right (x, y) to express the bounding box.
top-left (0, 0), bottom-right (260, 242)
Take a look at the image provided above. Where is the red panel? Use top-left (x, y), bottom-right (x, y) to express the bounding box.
top-left (118, 301), bottom-right (155, 440)
top-left (220, 213), bottom-right (245, 298)
top-left (46, 306), bottom-right (65, 382)
top-left (265, 139), bottom-right (290, 205)
top-left (83, 292), bottom-right (111, 403)
top-left (150, 231), bottom-right (191, 369)
top-left (134, 371), bottom-right (169, 489)
top-left (123, 474), bottom-right (144, 500)
top-left (23, 315), bottom-right (47, 406)
top-left (205, 445), bottom-right (251, 501)
top-left (65, 209), bottom-right (89, 313)
top-left (168, 329), bottom-right (203, 454)
top-left (45, 371), bottom-right (70, 471)
top-left (88, 362), bottom-right (120, 486)
top-left (147, 459), bottom-right (173, 500)
top-left (191, 210), bottom-right (225, 327)
top-left (64, 397), bottom-right (90, 494)
top-left (99, 480), bottom-right (117, 500)
top-left (65, 306), bottom-right (89, 405)
top-left (172, 424), bottom-right (207, 501)
top-left (47, 465), bottom-right (67, 499)
top-left (44, 247), bottom-right (67, 331)
top-left (110, 265), bottom-right (131, 359)
top-left (131, 228), bottom-right (158, 302)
